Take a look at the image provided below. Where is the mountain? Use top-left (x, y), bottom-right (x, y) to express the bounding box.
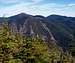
top-left (47, 15), bottom-right (75, 56)
top-left (0, 13), bottom-right (75, 57)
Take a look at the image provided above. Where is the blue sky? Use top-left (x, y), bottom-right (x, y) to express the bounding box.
top-left (0, 0), bottom-right (75, 17)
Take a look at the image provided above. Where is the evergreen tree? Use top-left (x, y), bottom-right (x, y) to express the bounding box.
top-left (15, 36), bottom-right (50, 63)
top-left (0, 20), bottom-right (74, 63)
top-left (0, 20), bottom-right (23, 63)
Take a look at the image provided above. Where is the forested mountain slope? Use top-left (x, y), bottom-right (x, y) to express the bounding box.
top-left (0, 13), bottom-right (75, 63)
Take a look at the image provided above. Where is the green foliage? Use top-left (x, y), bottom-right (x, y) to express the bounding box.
top-left (0, 20), bottom-right (74, 63)
top-left (14, 36), bottom-right (50, 63)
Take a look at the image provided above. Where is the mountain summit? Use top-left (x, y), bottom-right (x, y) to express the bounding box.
top-left (0, 13), bottom-right (75, 57)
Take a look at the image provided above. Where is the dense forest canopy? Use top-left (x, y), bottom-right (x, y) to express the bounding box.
top-left (0, 20), bottom-right (74, 63)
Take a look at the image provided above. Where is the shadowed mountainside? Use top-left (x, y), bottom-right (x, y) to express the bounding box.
top-left (0, 13), bottom-right (75, 57)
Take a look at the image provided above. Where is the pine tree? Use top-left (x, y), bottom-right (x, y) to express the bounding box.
top-left (0, 20), bottom-right (23, 63)
top-left (0, 20), bottom-right (74, 63)
top-left (14, 35), bottom-right (51, 63)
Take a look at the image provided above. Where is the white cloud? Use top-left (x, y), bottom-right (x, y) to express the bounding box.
top-left (67, 3), bottom-right (75, 7)
top-left (0, 3), bottom-right (32, 17)
top-left (0, 2), bottom-right (75, 17)
top-left (0, 0), bottom-right (44, 4)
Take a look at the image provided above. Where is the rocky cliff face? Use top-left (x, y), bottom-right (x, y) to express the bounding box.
top-left (0, 13), bottom-right (75, 57)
